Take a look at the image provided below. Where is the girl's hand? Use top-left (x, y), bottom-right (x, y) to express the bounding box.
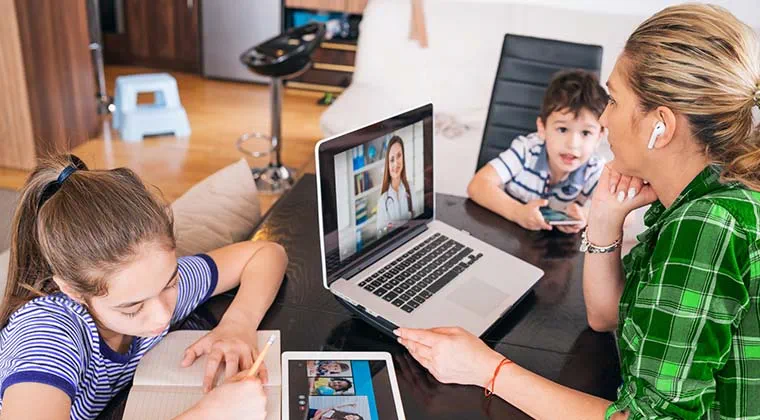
top-left (181, 314), bottom-right (266, 392)
top-left (588, 164), bottom-right (657, 243)
top-left (556, 203), bottom-right (587, 234)
top-left (394, 327), bottom-right (504, 387)
top-left (187, 376), bottom-right (267, 420)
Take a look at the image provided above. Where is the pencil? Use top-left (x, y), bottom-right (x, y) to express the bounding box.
top-left (245, 333), bottom-right (277, 379)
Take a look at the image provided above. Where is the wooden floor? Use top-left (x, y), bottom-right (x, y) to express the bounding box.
top-left (0, 66), bottom-right (326, 213)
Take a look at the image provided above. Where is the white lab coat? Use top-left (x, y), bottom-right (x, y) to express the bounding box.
top-left (376, 182), bottom-right (413, 232)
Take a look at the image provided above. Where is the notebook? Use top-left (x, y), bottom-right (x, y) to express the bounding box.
top-left (123, 330), bottom-right (281, 420)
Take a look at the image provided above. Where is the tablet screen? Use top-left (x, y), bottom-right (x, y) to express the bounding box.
top-left (288, 360), bottom-right (400, 420)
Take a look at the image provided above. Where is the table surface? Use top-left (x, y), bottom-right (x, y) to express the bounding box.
top-left (100, 174), bottom-right (620, 420)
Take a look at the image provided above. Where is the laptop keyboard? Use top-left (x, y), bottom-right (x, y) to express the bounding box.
top-left (357, 233), bottom-right (483, 313)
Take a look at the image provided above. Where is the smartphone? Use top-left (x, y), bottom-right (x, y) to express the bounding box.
top-left (540, 207), bottom-right (583, 226)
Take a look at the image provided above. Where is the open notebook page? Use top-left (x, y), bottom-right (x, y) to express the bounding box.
top-left (122, 330), bottom-right (281, 420)
top-left (133, 330), bottom-right (281, 387)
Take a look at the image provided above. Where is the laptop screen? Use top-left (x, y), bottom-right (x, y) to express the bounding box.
top-left (317, 104), bottom-right (434, 283)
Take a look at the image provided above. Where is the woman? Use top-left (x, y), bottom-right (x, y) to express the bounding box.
top-left (376, 136), bottom-right (414, 232)
top-left (377, 136), bottom-right (414, 231)
top-left (395, 4), bottom-right (760, 419)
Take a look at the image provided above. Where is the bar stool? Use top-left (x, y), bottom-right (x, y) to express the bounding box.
top-left (238, 23), bottom-right (325, 194)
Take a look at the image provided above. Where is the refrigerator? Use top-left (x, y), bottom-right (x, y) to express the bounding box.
top-left (201, 0), bottom-right (281, 84)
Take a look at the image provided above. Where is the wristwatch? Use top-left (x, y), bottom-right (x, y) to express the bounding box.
top-left (580, 228), bottom-right (621, 253)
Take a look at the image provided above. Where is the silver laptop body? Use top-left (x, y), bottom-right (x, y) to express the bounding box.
top-left (315, 104), bottom-right (543, 336)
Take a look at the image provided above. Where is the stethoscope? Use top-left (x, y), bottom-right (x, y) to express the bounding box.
top-left (385, 189), bottom-right (412, 215)
top-left (384, 194), bottom-right (397, 213)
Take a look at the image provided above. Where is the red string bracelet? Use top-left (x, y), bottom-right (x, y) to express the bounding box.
top-left (484, 358), bottom-right (513, 397)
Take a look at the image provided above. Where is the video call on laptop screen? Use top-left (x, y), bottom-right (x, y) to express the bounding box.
top-left (288, 360), bottom-right (400, 420)
top-left (318, 105), bottom-right (434, 282)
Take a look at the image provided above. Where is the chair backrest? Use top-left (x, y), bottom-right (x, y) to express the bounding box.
top-left (476, 34), bottom-right (603, 171)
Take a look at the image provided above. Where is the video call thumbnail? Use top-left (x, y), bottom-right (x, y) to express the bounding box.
top-left (307, 360), bottom-right (354, 377)
top-left (309, 377), bottom-right (355, 396)
top-left (307, 396), bottom-right (371, 420)
top-left (333, 121), bottom-right (425, 262)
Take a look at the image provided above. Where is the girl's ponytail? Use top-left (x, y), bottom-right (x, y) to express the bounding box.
top-left (1, 157), bottom-right (72, 326)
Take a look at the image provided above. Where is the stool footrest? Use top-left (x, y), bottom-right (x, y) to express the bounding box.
top-left (236, 132), bottom-right (275, 159)
top-left (252, 165), bottom-right (296, 195)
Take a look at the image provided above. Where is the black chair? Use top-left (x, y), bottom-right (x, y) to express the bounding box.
top-left (237, 23), bottom-right (326, 194)
top-left (475, 34), bottom-right (603, 171)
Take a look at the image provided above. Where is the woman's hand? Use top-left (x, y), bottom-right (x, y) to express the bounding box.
top-left (394, 327), bottom-right (504, 387)
top-left (181, 313), bottom-right (266, 392)
top-left (392, 351), bottom-right (472, 414)
top-left (515, 199), bottom-right (553, 231)
top-left (556, 203), bottom-right (587, 234)
top-left (588, 164), bottom-right (657, 243)
top-left (184, 375), bottom-right (267, 420)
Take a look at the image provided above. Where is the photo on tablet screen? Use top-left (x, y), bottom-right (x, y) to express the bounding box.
top-left (310, 377), bottom-right (356, 396)
top-left (308, 396), bottom-right (371, 420)
top-left (307, 361), bottom-right (354, 377)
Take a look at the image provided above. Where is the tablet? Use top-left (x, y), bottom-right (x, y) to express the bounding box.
top-left (540, 207), bottom-right (583, 226)
top-left (282, 352), bottom-right (406, 420)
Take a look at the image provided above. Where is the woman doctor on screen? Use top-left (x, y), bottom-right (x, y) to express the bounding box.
top-left (376, 136), bottom-right (414, 232)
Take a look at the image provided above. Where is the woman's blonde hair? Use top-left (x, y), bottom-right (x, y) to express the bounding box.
top-left (622, 4), bottom-right (760, 189)
top-left (0, 155), bottom-right (175, 328)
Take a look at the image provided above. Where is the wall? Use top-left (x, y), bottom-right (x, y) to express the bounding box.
top-left (352, 0), bottom-right (759, 118)
top-left (0, 0), bottom-right (36, 170)
top-left (474, 0), bottom-right (760, 29)
top-left (13, 0), bottom-right (99, 159)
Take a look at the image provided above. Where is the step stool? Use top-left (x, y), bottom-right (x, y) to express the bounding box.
top-left (113, 73), bottom-right (191, 142)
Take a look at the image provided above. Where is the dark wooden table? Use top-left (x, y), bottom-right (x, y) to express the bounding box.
top-left (101, 174), bottom-right (620, 419)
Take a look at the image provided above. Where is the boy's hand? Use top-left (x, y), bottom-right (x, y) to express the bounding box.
top-left (514, 199), bottom-right (553, 231)
top-left (556, 203), bottom-right (586, 234)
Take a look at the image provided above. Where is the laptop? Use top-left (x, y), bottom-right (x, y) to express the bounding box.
top-left (315, 103), bottom-right (544, 336)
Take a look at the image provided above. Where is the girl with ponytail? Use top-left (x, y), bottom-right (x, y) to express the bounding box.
top-left (0, 155), bottom-right (287, 420)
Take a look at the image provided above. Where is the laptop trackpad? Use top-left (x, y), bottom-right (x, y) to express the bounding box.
top-left (448, 277), bottom-right (509, 317)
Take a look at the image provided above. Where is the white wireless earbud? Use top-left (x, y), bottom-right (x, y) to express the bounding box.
top-left (647, 121), bottom-right (666, 150)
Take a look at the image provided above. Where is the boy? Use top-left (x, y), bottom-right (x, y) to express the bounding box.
top-left (467, 70), bottom-right (608, 233)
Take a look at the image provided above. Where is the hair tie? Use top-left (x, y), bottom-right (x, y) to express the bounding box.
top-left (37, 154), bottom-right (87, 210)
top-left (754, 83), bottom-right (760, 109)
